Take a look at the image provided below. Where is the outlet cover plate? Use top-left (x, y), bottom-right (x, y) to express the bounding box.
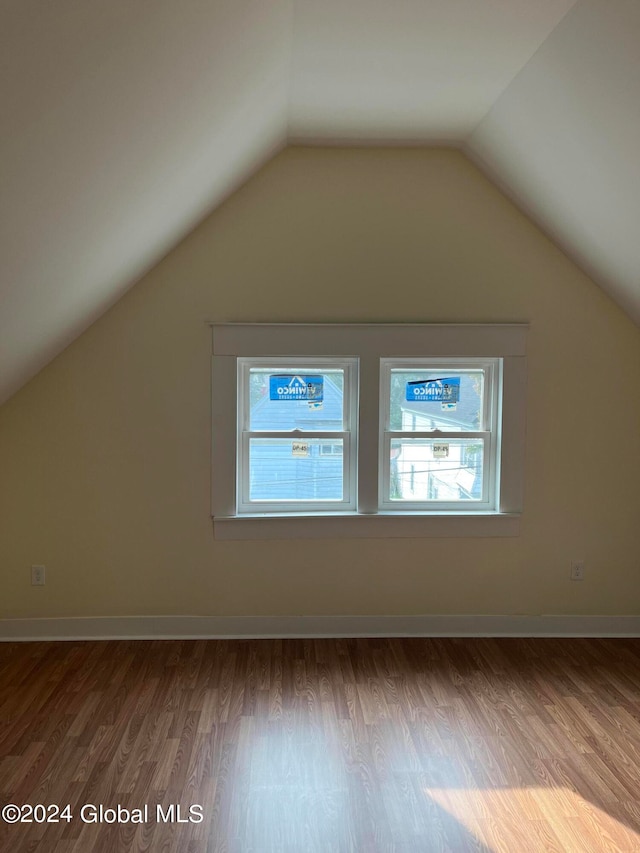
top-left (570, 560), bottom-right (585, 581)
top-left (31, 565), bottom-right (46, 586)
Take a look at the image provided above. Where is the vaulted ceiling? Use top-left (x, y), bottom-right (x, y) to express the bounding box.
top-left (1, 0), bottom-right (639, 405)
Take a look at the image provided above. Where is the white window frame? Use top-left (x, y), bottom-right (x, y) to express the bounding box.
top-left (211, 323), bottom-right (528, 539)
top-left (379, 358), bottom-right (501, 512)
top-left (236, 357), bottom-right (358, 514)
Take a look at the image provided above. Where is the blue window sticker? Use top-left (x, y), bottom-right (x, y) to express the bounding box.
top-left (269, 374), bottom-right (324, 402)
top-left (405, 377), bottom-right (460, 403)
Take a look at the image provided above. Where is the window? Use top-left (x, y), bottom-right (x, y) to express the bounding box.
top-left (211, 324), bottom-right (527, 539)
top-left (380, 359), bottom-right (500, 511)
top-left (237, 358), bottom-right (358, 513)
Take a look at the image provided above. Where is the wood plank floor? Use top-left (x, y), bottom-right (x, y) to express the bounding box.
top-left (2, 638), bottom-right (640, 852)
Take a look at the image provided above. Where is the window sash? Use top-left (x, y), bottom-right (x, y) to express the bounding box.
top-left (236, 357), bottom-right (358, 513)
top-left (381, 358), bottom-right (499, 432)
top-left (379, 431), bottom-right (493, 510)
top-left (238, 433), bottom-right (355, 513)
top-left (378, 358), bottom-right (501, 511)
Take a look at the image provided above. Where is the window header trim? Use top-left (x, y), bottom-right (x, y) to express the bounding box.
top-left (211, 323), bottom-right (528, 358)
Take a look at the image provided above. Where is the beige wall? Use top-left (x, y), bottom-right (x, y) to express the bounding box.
top-left (1, 147), bottom-right (639, 620)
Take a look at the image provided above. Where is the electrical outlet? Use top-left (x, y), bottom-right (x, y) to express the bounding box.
top-left (31, 565), bottom-right (46, 586)
top-left (570, 560), bottom-right (585, 581)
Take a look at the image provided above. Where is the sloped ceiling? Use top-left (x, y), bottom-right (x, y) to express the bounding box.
top-left (0, 0), bottom-right (292, 404)
top-left (469, 0), bottom-right (640, 325)
top-left (289, 0), bottom-right (576, 141)
top-left (1, 0), bottom-right (638, 405)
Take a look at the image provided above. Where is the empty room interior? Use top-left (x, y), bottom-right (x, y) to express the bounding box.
top-left (2, 0), bottom-right (640, 850)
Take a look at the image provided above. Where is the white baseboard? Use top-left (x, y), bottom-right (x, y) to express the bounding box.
top-left (1, 614), bottom-right (639, 641)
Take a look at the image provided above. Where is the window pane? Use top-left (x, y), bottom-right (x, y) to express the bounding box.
top-left (389, 369), bottom-right (484, 431)
top-left (249, 368), bottom-right (344, 431)
top-left (389, 438), bottom-right (484, 501)
top-left (250, 438), bottom-right (344, 501)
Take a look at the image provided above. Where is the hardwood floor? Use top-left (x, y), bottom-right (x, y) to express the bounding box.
top-left (2, 637), bottom-right (640, 852)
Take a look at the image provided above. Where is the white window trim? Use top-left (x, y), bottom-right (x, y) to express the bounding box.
top-left (211, 323), bottom-right (528, 539)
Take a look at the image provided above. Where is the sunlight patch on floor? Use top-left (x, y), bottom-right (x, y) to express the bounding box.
top-left (425, 786), bottom-right (640, 852)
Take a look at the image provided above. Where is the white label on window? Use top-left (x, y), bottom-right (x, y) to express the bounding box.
top-left (292, 441), bottom-right (310, 458)
top-left (433, 443), bottom-right (449, 459)
top-left (441, 402), bottom-right (457, 412)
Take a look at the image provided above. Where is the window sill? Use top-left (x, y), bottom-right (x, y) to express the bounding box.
top-left (213, 512), bottom-right (521, 540)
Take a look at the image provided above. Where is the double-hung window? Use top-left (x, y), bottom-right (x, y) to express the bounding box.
top-left (237, 358), bottom-right (358, 513)
top-left (211, 323), bottom-right (527, 538)
top-left (380, 359), bottom-right (500, 511)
